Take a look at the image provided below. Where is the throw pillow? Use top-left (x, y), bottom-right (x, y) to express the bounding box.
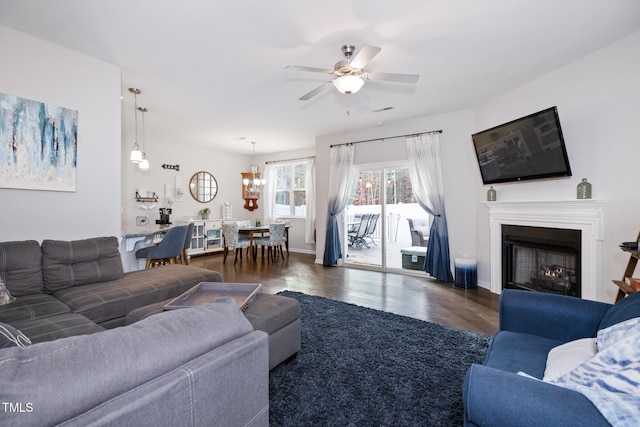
top-left (0, 278), bottom-right (16, 306)
top-left (597, 316), bottom-right (640, 352)
top-left (547, 327), bottom-right (640, 427)
top-left (0, 322), bottom-right (31, 348)
top-left (543, 338), bottom-right (597, 381)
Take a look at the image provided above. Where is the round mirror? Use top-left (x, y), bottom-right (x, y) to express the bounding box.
top-left (189, 171), bottom-right (218, 203)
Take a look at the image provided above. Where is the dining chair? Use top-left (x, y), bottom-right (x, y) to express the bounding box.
top-left (135, 225), bottom-right (190, 269)
top-left (222, 222), bottom-right (251, 265)
top-left (177, 222), bottom-right (195, 265)
top-left (255, 223), bottom-right (287, 261)
top-left (234, 220), bottom-right (252, 241)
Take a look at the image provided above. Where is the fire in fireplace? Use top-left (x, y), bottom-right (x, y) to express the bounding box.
top-left (502, 225), bottom-right (581, 297)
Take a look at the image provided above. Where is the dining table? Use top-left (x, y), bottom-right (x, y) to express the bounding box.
top-left (238, 224), bottom-right (291, 261)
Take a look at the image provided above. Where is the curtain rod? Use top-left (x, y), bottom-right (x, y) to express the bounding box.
top-left (265, 155), bottom-right (315, 165)
top-left (329, 129), bottom-right (443, 148)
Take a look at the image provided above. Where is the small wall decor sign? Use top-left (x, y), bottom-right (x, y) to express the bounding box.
top-left (162, 164), bottom-right (180, 171)
top-left (0, 92), bottom-right (78, 192)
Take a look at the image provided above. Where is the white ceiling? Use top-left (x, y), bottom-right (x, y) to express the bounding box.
top-left (1, 0), bottom-right (639, 156)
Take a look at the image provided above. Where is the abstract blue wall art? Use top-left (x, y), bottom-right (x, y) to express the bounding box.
top-left (0, 92), bottom-right (78, 192)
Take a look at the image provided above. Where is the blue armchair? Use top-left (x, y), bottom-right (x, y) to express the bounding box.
top-left (463, 289), bottom-right (640, 426)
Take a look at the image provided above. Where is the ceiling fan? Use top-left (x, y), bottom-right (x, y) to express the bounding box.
top-left (286, 44), bottom-right (419, 101)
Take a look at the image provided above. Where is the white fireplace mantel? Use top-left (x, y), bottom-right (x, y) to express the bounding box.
top-left (483, 200), bottom-right (606, 301)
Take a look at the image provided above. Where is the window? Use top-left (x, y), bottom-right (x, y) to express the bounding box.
top-left (275, 161), bottom-right (307, 217)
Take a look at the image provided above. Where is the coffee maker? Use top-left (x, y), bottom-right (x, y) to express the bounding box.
top-left (156, 208), bottom-right (172, 226)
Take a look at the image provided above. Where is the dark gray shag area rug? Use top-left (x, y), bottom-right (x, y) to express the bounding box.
top-left (269, 291), bottom-right (491, 426)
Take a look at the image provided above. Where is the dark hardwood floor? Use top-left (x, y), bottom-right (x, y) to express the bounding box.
top-left (190, 251), bottom-right (500, 336)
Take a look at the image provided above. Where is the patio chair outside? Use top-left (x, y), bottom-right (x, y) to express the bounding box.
top-left (363, 213), bottom-right (380, 246)
top-left (407, 218), bottom-right (430, 247)
top-left (348, 214), bottom-right (371, 249)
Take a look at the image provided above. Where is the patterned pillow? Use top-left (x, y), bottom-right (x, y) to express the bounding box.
top-left (0, 278), bottom-right (16, 306)
top-left (0, 322), bottom-right (31, 348)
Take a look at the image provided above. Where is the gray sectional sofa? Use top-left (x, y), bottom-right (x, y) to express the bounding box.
top-left (0, 237), bottom-right (223, 341)
top-left (0, 237), bottom-right (270, 426)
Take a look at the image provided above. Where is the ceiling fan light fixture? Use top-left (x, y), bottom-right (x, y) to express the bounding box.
top-left (333, 75), bottom-right (364, 95)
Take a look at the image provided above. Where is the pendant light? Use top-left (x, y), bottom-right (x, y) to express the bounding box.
top-left (128, 88), bottom-right (142, 163)
top-left (138, 107), bottom-right (149, 170)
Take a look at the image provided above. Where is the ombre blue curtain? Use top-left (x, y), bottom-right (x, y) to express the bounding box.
top-left (406, 133), bottom-right (454, 282)
top-left (323, 145), bottom-right (354, 266)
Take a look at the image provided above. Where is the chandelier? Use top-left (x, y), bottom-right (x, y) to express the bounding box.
top-left (241, 141), bottom-right (266, 211)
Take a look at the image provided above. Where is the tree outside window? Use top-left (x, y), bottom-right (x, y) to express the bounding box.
top-left (275, 162), bottom-right (307, 217)
top-left (349, 168), bottom-right (414, 206)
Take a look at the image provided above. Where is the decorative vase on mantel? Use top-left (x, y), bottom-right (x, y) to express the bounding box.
top-left (487, 186), bottom-right (497, 202)
top-left (577, 178), bottom-right (592, 199)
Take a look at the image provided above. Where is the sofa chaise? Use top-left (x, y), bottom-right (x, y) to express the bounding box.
top-left (463, 289), bottom-right (640, 426)
top-left (0, 297), bottom-right (269, 426)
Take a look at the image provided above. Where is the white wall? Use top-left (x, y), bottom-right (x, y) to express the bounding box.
top-left (315, 109), bottom-right (477, 267)
top-left (474, 30), bottom-right (640, 302)
top-left (122, 136), bottom-right (251, 233)
top-left (122, 135), bottom-right (318, 254)
top-left (0, 26), bottom-right (121, 242)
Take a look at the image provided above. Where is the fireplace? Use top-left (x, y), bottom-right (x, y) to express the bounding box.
top-left (502, 225), bottom-right (581, 297)
top-left (484, 200), bottom-right (605, 301)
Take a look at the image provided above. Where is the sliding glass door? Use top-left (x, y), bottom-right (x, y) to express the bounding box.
top-left (345, 168), bottom-right (382, 267)
top-left (344, 163), bottom-right (430, 273)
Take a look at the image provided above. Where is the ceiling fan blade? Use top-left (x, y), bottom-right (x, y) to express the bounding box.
top-left (366, 72), bottom-right (419, 84)
top-left (299, 81), bottom-right (332, 101)
top-left (285, 65), bottom-right (334, 74)
top-left (350, 45), bottom-right (381, 69)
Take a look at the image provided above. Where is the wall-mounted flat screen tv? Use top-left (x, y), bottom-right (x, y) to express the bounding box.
top-left (472, 106), bottom-right (572, 185)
